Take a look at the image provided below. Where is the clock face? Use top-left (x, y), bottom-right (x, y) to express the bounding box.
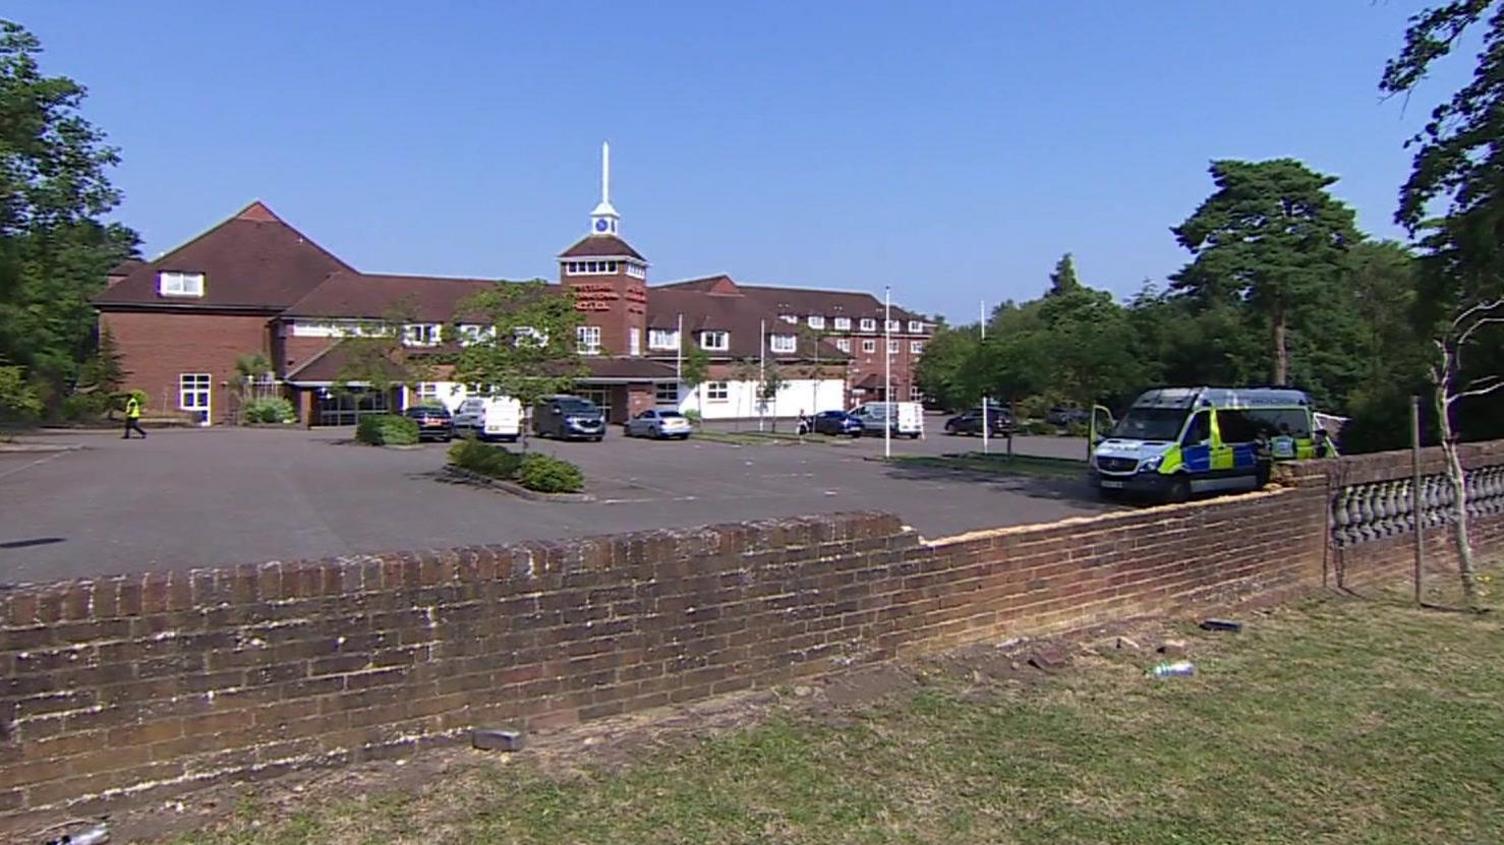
top-left (595, 218), bottom-right (610, 232)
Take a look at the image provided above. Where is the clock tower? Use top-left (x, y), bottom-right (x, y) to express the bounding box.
top-left (559, 142), bottom-right (648, 357)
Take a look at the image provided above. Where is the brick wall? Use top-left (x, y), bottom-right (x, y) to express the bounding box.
top-left (3, 442), bottom-right (1502, 824)
top-left (100, 310), bottom-right (276, 425)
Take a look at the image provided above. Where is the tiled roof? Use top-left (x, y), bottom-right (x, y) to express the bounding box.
top-left (645, 287), bottom-right (849, 362)
top-left (558, 234), bottom-right (645, 261)
top-left (656, 276), bottom-right (927, 326)
top-left (284, 341), bottom-right (412, 385)
top-left (94, 201), bottom-right (353, 310)
top-left (281, 271), bottom-right (529, 323)
top-left (579, 357), bottom-right (679, 380)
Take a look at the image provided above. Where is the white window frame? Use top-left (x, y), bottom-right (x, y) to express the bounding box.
top-left (700, 330), bottom-right (729, 351)
top-left (705, 381), bottom-right (729, 402)
top-left (158, 271), bottom-right (204, 298)
top-left (911, 340), bottom-right (925, 354)
top-left (769, 334), bottom-right (797, 354)
top-left (626, 262), bottom-right (647, 279)
top-left (861, 339), bottom-right (876, 353)
top-left (402, 323), bottom-right (440, 347)
top-left (859, 318), bottom-right (876, 332)
top-left (629, 327), bottom-right (641, 356)
top-left (654, 382), bottom-right (679, 404)
top-left (834, 338), bottom-right (852, 353)
top-left (414, 383), bottom-right (440, 404)
top-left (885, 319), bottom-right (900, 333)
top-left (910, 384), bottom-right (924, 401)
top-left (833, 317), bottom-right (851, 331)
top-left (178, 373), bottom-right (211, 419)
top-left (576, 325), bottom-right (602, 355)
top-left (648, 328), bottom-right (679, 350)
top-left (908, 320), bottom-right (924, 333)
top-left (888, 339), bottom-right (900, 354)
top-left (807, 315), bottom-right (825, 330)
top-left (779, 314), bottom-right (798, 324)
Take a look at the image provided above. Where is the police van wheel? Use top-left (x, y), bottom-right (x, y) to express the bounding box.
top-left (1167, 477), bottom-right (1191, 504)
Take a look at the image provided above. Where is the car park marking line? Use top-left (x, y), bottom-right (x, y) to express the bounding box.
top-left (597, 495), bottom-right (699, 505)
top-left (0, 451), bottom-right (65, 482)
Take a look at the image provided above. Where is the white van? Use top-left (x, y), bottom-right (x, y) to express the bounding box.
top-left (452, 396), bottom-right (522, 442)
top-left (850, 401), bottom-right (924, 439)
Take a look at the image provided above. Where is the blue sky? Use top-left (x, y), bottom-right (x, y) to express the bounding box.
top-left (15, 1), bottom-right (1471, 321)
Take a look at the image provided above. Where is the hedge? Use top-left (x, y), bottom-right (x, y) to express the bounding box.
top-left (448, 437), bottom-right (524, 479)
top-left (518, 452), bottom-right (585, 493)
top-left (356, 413), bottom-right (419, 446)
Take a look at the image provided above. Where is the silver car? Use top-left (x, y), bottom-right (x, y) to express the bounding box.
top-left (624, 409), bottom-right (692, 440)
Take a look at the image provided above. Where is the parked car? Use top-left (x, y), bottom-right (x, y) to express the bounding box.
top-left (1045, 406), bottom-right (1090, 427)
top-left (452, 396), bottom-right (522, 442)
top-left (805, 410), bottom-right (864, 437)
top-left (625, 409), bottom-right (692, 440)
top-left (403, 405), bottom-right (453, 442)
top-left (944, 407), bottom-right (1014, 436)
top-left (531, 395), bottom-right (606, 441)
top-left (849, 402), bottom-right (924, 439)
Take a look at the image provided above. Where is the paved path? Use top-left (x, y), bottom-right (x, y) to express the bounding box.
top-left (0, 427), bottom-right (1111, 582)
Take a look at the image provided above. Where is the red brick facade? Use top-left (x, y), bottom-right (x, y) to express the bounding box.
top-left (100, 311), bottom-right (274, 424)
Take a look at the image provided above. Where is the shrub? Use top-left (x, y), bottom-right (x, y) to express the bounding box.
top-left (517, 452), bottom-right (585, 493)
top-left (1019, 419), bottom-right (1054, 436)
top-left (0, 366), bottom-right (44, 423)
top-left (684, 408), bottom-right (702, 426)
top-left (243, 397), bottom-right (295, 424)
top-left (356, 413), bottom-right (419, 446)
top-left (448, 437), bottom-right (524, 480)
top-left (58, 392), bottom-right (112, 422)
top-left (1065, 420), bottom-right (1091, 438)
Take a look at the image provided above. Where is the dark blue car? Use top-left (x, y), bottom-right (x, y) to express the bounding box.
top-left (804, 410), bottom-right (864, 437)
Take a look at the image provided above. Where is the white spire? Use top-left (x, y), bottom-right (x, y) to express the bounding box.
top-left (590, 140), bottom-right (620, 236)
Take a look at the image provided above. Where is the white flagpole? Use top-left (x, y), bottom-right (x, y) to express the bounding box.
top-left (980, 299), bottom-right (989, 455)
top-left (884, 286), bottom-right (892, 460)
top-left (759, 318), bottom-right (766, 432)
top-left (676, 312), bottom-right (684, 410)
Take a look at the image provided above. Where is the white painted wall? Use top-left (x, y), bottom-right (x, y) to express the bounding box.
top-left (675, 378), bottom-right (845, 420)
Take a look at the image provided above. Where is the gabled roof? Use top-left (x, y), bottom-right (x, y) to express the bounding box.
top-left (558, 234), bottom-right (645, 261)
top-left (284, 340), bottom-right (411, 385)
top-left (281, 271), bottom-right (527, 323)
top-left (654, 275), bottom-right (927, 325)
top-left (94, 201), bottom-right (354, 311)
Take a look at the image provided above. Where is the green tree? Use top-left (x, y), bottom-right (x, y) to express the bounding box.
top-left (0, 21), bottom-right (139, 412)
top-left (332, 296), bottom-right (439, 408)
top-left (915, 325), bottom-right (980, 411)
top-left (450, 281), bottom-right (586, 447)
top-left (1381, 1), bottom-right (1504, 607)
top-left (1170, 159), bottom-right (1361, 386)
top-left (0, 363), bottom-right (42, 424)
top-left (1047, 253), bottom-right (1081, 296)
top-left (679, 340), bottom-right (710, 423)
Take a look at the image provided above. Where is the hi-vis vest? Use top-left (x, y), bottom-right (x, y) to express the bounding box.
top-left (126, 397), bottom-right (141, 418)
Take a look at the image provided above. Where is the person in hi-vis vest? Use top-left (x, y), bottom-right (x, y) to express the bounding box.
top-left (123, 394), bottom-right (147, 439)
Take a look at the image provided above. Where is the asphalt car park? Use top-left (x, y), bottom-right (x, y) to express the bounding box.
top-left (0, 424), bottom-right (1110, 582)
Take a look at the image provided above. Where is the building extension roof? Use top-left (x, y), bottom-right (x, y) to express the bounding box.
top-left (281, 271), bottom-right (523, 323)
top-left (656, 275), bottom-right (927, 325)
top-left (558, 234), bottom-right (645, 261)
top-left (94, 201), bottom-right (354, 311)
top-left (646, 287), bottom-right (849, 362)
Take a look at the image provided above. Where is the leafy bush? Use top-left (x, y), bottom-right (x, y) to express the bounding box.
top-left (58, 392), bottom-right (112, 422)
top-left (0, 366), bottom-right (44, 423)
top-left (356, 413), bottom-right (419, 446)
top-left (517, 452), bottom-right (585, 493)
top-left (684, 409), bottom-right (702, 426)
top-left (448, 437), bottom-right (524, 479)
top-left (1065, 420), bottom-right (1091, 438)
top-left (1019, 419), bottom-right (1054, 436)
top-left (243, 397), bottom-right (295, 424)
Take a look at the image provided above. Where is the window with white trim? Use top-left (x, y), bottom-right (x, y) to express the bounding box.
top-left (700, 330), bottom-right (728, 351)
top-left (885, 319), bottom-right (900, 333)
top-left (458, 324), bottom-right (493, 345)
top-left (862, 339), bottom-right (876, 353)
top-left (859, 318), bottom-right (876, 332)
top-left (705, 381), bottom-right (729, 401)
top-left (654, 382), bottom-right (678, 404)
top-left (415, 383), bottom-right (440, 403)
top-left (514, 326), bottom-right (548, 347)
top-left (833, 317), bottom-right (851, 331)
top-left (626, 261), bottom-right (647, 279)
top-left (911, 340), bottom-right (925, 354)
top-left (769, 334), bottom-right (797, 353)
top-left (178, 373), bottom-right (210, 411)
top-left (576, 325), bottom-right (601, 355)
top-left (908, 320), bottom-right (924, 333)
top-left (779, 314), bottom-right (797, 324)
top-left (158, 271), bottom-right (204, 297)
top-left (403, 323), bottom-right (439, 347)
top-left (888, 339), bottom-right (899, 354)
top-left (834, 338), bottom-right (851, 353)
top-left (648, 328), bottom-right (679, 350)
top-left (629, 327), bottom-right (641, 356)
top-left (807, 315), bottom-right (825, 329)
top-left (910, 385), bottom-right (924, 401)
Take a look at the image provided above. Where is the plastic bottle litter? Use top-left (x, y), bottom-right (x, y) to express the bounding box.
top-left (1148, 660), bottom-right (1196, 678)
top-left (44, 822), bottom-right (109, 844)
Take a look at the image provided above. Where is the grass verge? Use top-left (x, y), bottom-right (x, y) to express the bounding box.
top-left (693, 430), bottom-right (853, 447)
top-left (892, 451), bottom-right (1089, 479)
top-left (175, 584), bottom-right (1504, 844)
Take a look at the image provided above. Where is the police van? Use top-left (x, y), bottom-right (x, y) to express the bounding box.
top-left (1091, 387), bottom-right (1335, 502)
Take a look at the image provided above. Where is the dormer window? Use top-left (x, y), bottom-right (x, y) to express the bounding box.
top-left (158, 271), bottom-right (204, 297)
top-left (908, 320), bottom-right (924, 333)
top-left (769, 334), bottom-right (797, 353)
top-left (833, 317), bottom-right (851, 331)
top-left (807, 315), bottom-right (825, 330)
top-left (779, 314), bottom-right (797, 324)
top-left (402, 323), bottom-right (440, 347)
top-left (859, 318), bottom-right (876, 332)
top-left (700, 330), bottom-right (729, 351)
